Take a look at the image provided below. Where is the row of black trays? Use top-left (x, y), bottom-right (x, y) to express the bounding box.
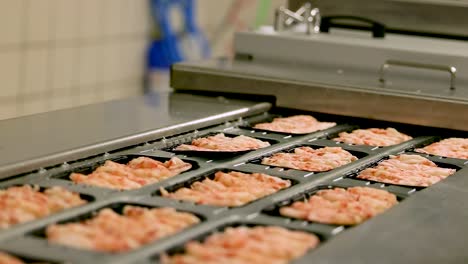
top-left (0, 112), bottom-right (466, 263)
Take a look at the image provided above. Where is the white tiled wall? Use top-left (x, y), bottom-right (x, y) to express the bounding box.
top-left (0, 0), bottom-right (151, 120)
top-left (0, 0), bottom-right (286, 121)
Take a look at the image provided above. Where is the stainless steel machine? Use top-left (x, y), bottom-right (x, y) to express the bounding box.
top-left (168, 2), bottom-right (468, 263)
top-left (0, 1), bottom-right (467, 263)
top-left (172, 1), bottom-right (468, 131)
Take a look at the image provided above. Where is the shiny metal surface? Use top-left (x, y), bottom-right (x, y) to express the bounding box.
top-left (234, 30), bottom-right (468, 87)
top-left (0, 92), bottom-right (271, 179)
top-left (171, 59), bottom-right (468, 131)
top-left (379, 59), bottom-right (457, 89)
top-left (274, 3), bottom-right (321, 34)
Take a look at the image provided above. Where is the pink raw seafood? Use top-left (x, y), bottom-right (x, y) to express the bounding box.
top-left (175, 133), bottom-right (270, 152)
top-left (261, 146), bottom-right (358, 172)
top-left (416, 138), bottom-right (468, 160)
top-left (161, 226), bottom-right (319, 264)
top-left (70, 157), bottom-right (192, 190)
top-left (254, 115), bottom-right (336, 134)
top-left (280, 187), bottom-right (398, 225)
top-left (161, 171), bottom-right (291, 207)
top-left (357, 154), bottom-right (456, 187)
top-left (333, 128), bottom-right (412, 147)
top-left (46, 206), bottom-right (200, 253)
top-left (0, 185), bottom-right (86, 229)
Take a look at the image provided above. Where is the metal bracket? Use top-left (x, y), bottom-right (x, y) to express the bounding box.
top-left (274, 3), bottom-right (320, 35)
top-left (379, 59), bottom-right (457, 90)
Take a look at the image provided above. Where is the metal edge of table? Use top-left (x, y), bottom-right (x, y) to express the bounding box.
top-left (0, 94), bottom-right (272, 180)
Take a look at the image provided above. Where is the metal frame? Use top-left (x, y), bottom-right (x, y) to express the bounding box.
top-left (379, 59), bottom-right (457, 90)
top-left (171, 61), bottom-right (468, 131)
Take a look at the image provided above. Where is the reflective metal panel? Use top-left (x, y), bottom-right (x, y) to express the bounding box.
top-left (171, 60), bottom-right (468, 131)
top-left (0, 92), bottom-right (271, 179)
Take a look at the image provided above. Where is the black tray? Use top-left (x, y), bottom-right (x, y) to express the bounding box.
top-left (28, 201), bottom-right (206, 255)
top-left (0, 111), bottom-right (465, 264)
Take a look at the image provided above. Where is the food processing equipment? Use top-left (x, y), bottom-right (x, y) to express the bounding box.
top-left (0, 1), bottom-right (467, 263)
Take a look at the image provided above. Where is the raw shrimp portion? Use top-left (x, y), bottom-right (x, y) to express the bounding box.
top-left (46, 206), bottom-right (200, 253)
top-left (175, 133), bottom-right (270, 152)
top-left (261, 146), bottom-right (358, 172)
top-left (70, 157), bottom-right (192, 190)
top-left (416, 138), bottom-right (468, 160)
top-left (161, 171), bottom-right (291, 207)
top-left (0, 185), bottom-right (86, 229)
top-left (253, 115), bottom-right (336, 134)
top-left (357, 154), bottom-right (456, 187)
top-left (161, 226), bottom-right (319, 264)
top-left (0, 252), bottom-right (24, 264)
top-left (333, 128), bottom-right (412, 147)
top-left (280, 187), bottom-right (398, 225)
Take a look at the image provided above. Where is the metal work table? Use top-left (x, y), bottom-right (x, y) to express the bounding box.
top-left (0, 92), bottom-right (271, 179)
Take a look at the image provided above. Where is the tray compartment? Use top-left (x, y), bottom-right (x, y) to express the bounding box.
top-left (165, 132), bottom-right (279, 158)
top-left (50, 154), bottom-right (199, 189)
top-left (154, 168), bottom-right (298, 208)
top-left (0, 108), bottom-right (466, 264)
top-left (344, 153), bottom-right (462, 189)
top-left (407, 137), bottom-right (468, 163)
top-left (262, 182), bottom-right (407, 229)
top-left (327, 126), bottom-right (416, 148)
top-left (29, 202), bottom-right (205, 254)
top-left (0, 183), bottom-right (95, 202)
top-left (249, 143), bottom-right (369, 174)
top-left (0, 183), bottom-right (93, 233)
top-left (241, 113), bottom-right (342, 136)
top-left (155, 216), bottom-right (329, 264)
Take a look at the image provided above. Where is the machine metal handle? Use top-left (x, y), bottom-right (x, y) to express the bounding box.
top-left (320, 15), bottom-right (386, 38)
top-left (379, 59), bottom-right (457, 90)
